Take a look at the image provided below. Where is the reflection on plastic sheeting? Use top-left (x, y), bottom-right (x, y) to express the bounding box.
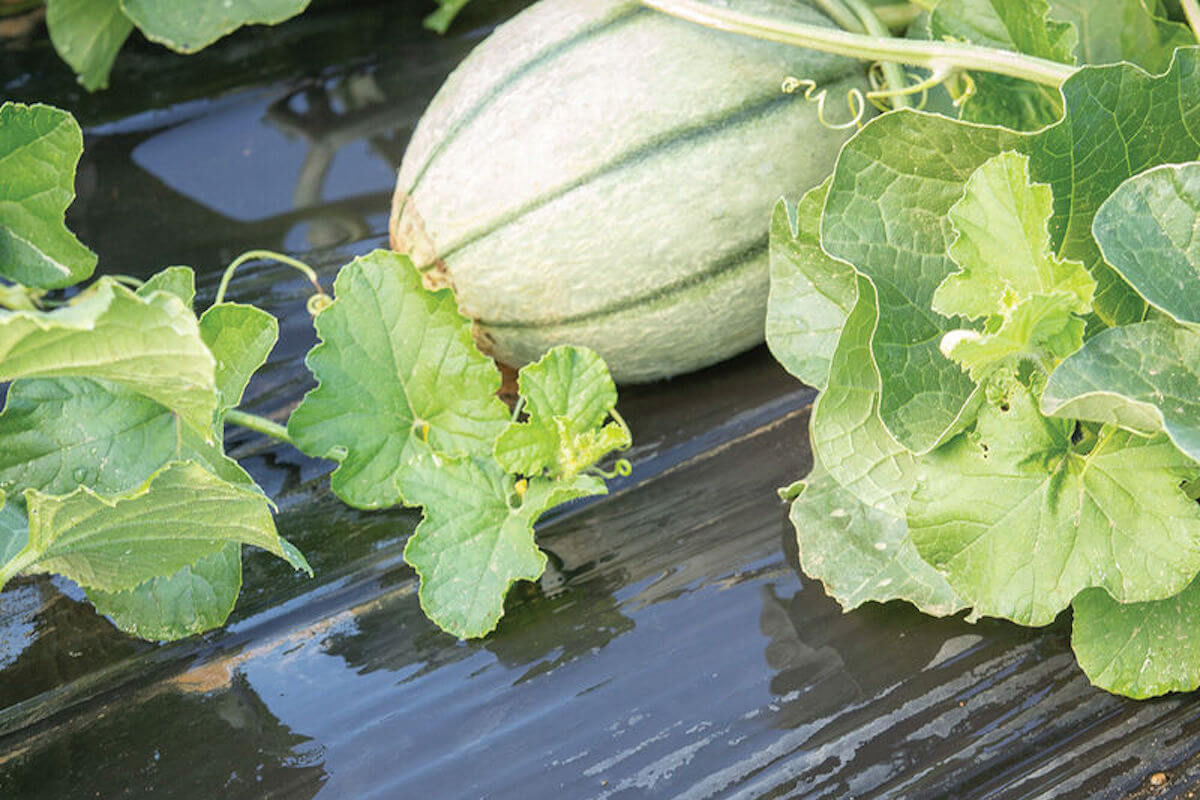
top-left (129, 73), bottom-right (405, 239)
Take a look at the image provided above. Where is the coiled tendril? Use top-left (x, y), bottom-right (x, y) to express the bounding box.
top-left (781, 76), bottom-right (866, 130)
top-left (784, 61), bottom-right (968, 129)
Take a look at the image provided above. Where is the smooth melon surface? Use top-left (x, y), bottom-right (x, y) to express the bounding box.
top-left (391, 0), bottom-right (869, 382)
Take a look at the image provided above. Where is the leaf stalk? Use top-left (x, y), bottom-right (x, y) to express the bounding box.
top-left (842, 0), bottom-right (909, 108)
top-left (214, 249), bottom-right (326, 307)
top-left (225, 409), bottom-right (294, 445)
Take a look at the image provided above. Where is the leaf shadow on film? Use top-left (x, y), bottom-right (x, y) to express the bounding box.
top-left (752, 517), bottom-right (1114, 795)
top-left (761, 513), bottom-right (1062, 730)
top-left (318, 546), bottom-right (636, 687)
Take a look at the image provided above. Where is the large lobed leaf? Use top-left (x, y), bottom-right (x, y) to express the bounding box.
top-left (494, 346), bottom-right (629, 480)
top-left (934, 151), bottom-right (1093, 381)
top-left (0, 266), bottom-right (293, 641)
top-left (821, 50), bottom-right (1200, 454)
top-left (0, 103), bottom-right (96, 290)
top-left (400, 456), bottom-right (605, 638)
top-left (909, 385), bottom-right (1200, 626)
top-left (1072, 578), bottom-right (1200, 699)
top-left (790, 453), bottom-right (962, 616)
top-left (8, 461), bottom-right (309, 594)
top-left (288, 250), bottom-right (509, 509)
top-left (0, 278), bottom-right (219, 435)
top-left (822, 112), bottom-right (1016, 453)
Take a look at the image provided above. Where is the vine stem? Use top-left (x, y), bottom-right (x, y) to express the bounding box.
top-left (638, 0), bottom-right (1075, 88)
top-left (214, 249), bottom-right (326, 306)
top-left (609, 407), bottom-right (633, 450)
top-left (225, 409), bottom-right (294, 445)
top-left (842, 0), bottom-right (909, 108)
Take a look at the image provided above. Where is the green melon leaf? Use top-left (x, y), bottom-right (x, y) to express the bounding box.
top-left (789, 453), bottom-right (963, 616)
top-left (931, 0), bottom-right (1076, 64)
top-left (494, 346), bottom-right (628, 480)
top-left (0, 278), bottom-right (218, 434)
top-left (939, 293), bottom-right (1086, 383)
top-left (933, 151), bottom-right (1093, 381)
top-left (929, 0), bottom-right (1074, 130)
top-left (137, 266), bottom-right (196, 309)
top-left (288, 250), bottom-right (509, 509)
top-left (1072, 578), bottom-right (1200, 699)
top-left (909, 384), bottom-right (1200, 626)
top-left (0, 373), bottom-right (269, 642)
top-left (822, 52), bottom-right (1200, 451)
top-left (764, 181), bottom-right (857, 391)
top-left (400, 455), bottom-right (606, 638)
top-left (198, 303), bottom-right (278, 414)
top-left (0, 377), bottom-right (253, 503)
top-left (2, 461), bottom-right (309, 594)
top-left (1092, 163), bottom-right (1200, 326)
top-left (0, 103), bottom-right (97, 290)
top-left (1029, 58), bottom-right (1200, 328)
top-left (119, 0), bottom-right (311, 54)
top-left (0, 492), bottom-right (28, 567)
top-left (1048, 0), bottom-right (1192, 73)
top-left (45, 0), bottom-right (134, 91)
top-left (86, 542), bottom-right (241, 641)
top-left (810, 276), bottom-right (918, 516)
top-left (821, 112), bottom-right (1019, 452)
top-left (933, 152), bottom-right (1094, 322)
top-left (1043, 320), bottom-right (1200, 462)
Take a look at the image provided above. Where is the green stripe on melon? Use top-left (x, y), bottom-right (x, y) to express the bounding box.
top-left (391, 0), bottom-right (870, 382)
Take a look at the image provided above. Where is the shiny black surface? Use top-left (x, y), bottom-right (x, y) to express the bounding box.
top-left (1, 3), bottom-right (1198, 797)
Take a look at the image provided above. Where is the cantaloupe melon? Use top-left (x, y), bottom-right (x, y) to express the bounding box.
top-left (390, 0), bottom-right (869, 382)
